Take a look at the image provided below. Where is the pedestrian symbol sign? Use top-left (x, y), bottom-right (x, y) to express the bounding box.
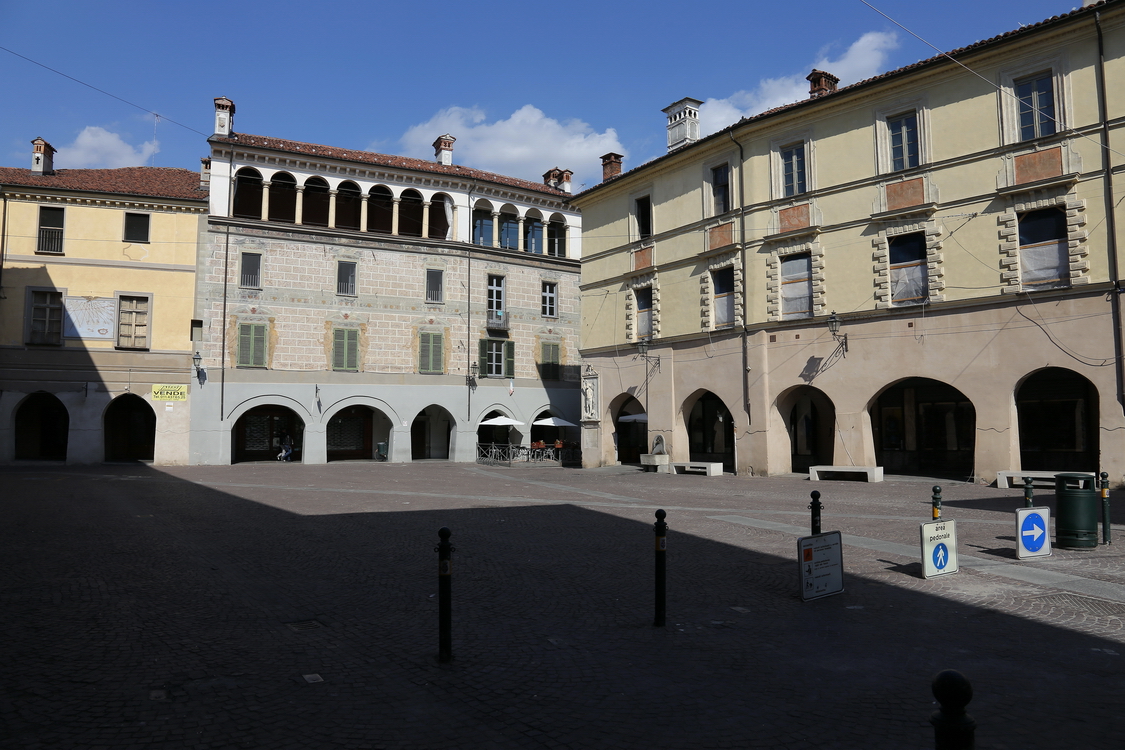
top-left (920, 519), bottom-right (959, 579)
top-left (797, 531), bottom-right (844, 601)
top-left (1016, 507), bottom-right (1052, 559)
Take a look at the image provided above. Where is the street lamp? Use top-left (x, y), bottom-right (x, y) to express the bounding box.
top-left (827, 311), bottom-right (848, 354)
top-left (466, 361), bottom-right (479, 386)
top-left (192, 351), bottom-right (206, 385)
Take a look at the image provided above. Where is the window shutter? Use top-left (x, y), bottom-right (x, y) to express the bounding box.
top-left (431, 332), bottom-right (442, 373)
top-left (479, 338), bottom-right (488, 375)
top-left (505, 341), bottom-right (515, 378)
top-left (239, 324), bottom-right (252, 367)
top-left (346, 329), bottom-right (359, 370)
top-left (252, 325), bottom-right (266, 367)
top-left (333, 329), bottom-right (347, 370)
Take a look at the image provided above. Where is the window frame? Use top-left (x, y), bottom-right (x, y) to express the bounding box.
top-left (336, 260), bottom-right (357, 297)
top-left (1014, 72), bottom-right (1058, 142)
top-left (480, 338), bottom-right (515, 378)
top-left (419, 330), bottom-right (444, 374)
top-left (999, 58), bottom-right (1067, 146)
top-left (123, 212), bottom-right (151, 244)
top-left (780, 143), bottom-right (807, 198)
top-left (486, 274), bottom-right (505, 327)
top-left (1018, 206), bottom-right (1070, 291)
top-left (425, 268), bottom-right (444, 304)
top-left (634, 195), bottom-right (653, 241)
top-left (115, 292), bottom-right (153, 350)
top-left (237, 322), bottom-right (268, 368)
top-left (874, 98), bottom-right (929, 175)
top-left (240, 252), bottom-right (262, 289)
top-left (25, 286), bottom-right (65, 346)
top-left (37, 206), bottom-right (65, 254)
top-left (779, 252), bottom-right (813, 320)
top-left (540, 341), bottom-right (561, 381)
top-left (710, 163), bottom-right (731, 216)
top-left (634, 286), bottom-right (654, 340)
top-left (712, 266), bottom-right (736, 328)
top-left (888, 233), bottom-right (929, 306)
top-left (541, 281), bottom-right (558, 318)
top-left (332, 327), bottom-right (360, 371)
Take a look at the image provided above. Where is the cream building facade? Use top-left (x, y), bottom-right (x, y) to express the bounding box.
top-left (574, 2), bottom-right (1125, 484)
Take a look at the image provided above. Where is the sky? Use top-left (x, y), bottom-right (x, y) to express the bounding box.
top-left (0, 0), bottom-right (1088, 191)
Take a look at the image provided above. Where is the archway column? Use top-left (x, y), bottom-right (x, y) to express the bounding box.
top-left (973, 398), bottom-right (1018, 483)
top-left (359, 196), bottom-right (369, 232)
top-left (491, 211), bottom-right (500, 248)
top-left (294, 186), bottom-right (305, 225)
top-left (421, 201), bottom-right (430, 239)
top-left (328, 189), bottom-right (338, 229)
top-left (260, 181), bottom-right (271, 221)
top-left (392, 199), bottom-right (401, 236)
top-left (517, 217), bottom-right (525, 251)
top-left (832, 411), bottom-right (876, 467)
top-left (302, 419), bottom-right (327, 464)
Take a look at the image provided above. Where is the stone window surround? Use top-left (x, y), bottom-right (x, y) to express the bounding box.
top-left (625, 272), bottom-right (659, 342)
top-left (115, 290), bottom-right (155, 350)
top-left (25, 285), bottom-right (66, 346)
top-left (699, 250), bottom-right (743, 330)
top-left (628, 183), bottom-right (656, 244)
top-left (702, 151), bottom-right (738, 218)
top-left (998, 189), bottom-right (1088, 294)
top-left (766, 238), bottom-right (825, 321)
top-left (769, 128), bottom-right (814, 201)
top-left (997, 54), bottom-right (1070, 147)
top-left (872, 219), bottom-right (945, 308)
top-left (873, 95), bottom-right (931, 176)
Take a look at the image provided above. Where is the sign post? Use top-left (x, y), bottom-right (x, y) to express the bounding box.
top-left (797, 531), bottom-right (844, 601)
top-left (1015, 506), bottom-right (1052, 559)
top-left (920, 519), bottom-right (959, 579)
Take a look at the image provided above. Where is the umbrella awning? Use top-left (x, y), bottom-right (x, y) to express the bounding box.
top-left (617, 413), bottom-right (648, 423)
top-left (479, 416), bottom-right (524, 426)
top-left (532, 416), bottom-right (577, 427)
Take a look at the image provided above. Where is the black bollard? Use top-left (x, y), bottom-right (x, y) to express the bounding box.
top-left (653, 509), bottom-right (667, 627)
top-left (1023, 477), bottom-right (1034, 508)
top-left (1101, 472), bottom-right (1112, 545)
top-left (809, 491), bottom-right (822, 535)
top-left (932, 486), bottom-right (942, 520)
top-left (930, 669), bottom-right (976, 749)
top-left (436, 527), bottom-right (453, 663)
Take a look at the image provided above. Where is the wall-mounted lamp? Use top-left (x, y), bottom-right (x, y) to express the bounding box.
top-left (192, 351), bottom-right (206, 385)
top-left (636, 339), bottom-right (659, 369)
top-left (466, 361), bottom-right (479, 385)
top-left (828, 311), bottom-right (848, 354)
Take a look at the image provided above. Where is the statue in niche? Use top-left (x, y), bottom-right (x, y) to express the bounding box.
top-left (650, 435), bottom-right (666, 455)
top-left (581, 376), bottom-right (598, 421)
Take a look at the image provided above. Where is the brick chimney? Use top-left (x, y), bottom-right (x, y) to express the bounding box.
top-left (433, 134), bottom-right (456, 166)
top-left (214, 97), bottom-right (235, 137)
top-left (200, 157), bottom-right (212, 190)
top-left (807, 70), bottom-right (839, 98)
top-left (558, 169), bottom-right (573, 194)
top-left (31, 137), bottom-right (56, 175)
top-left (601, 153), bottom-right (623, 182)
top-left (662, 98), bottom-right (703, 151)
top-left (543, 167), bottom-right (561, 188)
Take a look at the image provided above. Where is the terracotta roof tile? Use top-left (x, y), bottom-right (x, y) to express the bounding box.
top-left (0, 166), bottom-right (207, 202)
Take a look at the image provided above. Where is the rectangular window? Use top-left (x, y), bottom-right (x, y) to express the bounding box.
top-left (487, 274), bottom-right (505, 328)
top-left (117, 295), bottom-right (150, 349)
top-left (124, 213), bottom-right (150, 243)
top-left (333, 328), bottom-right (359, 371)
top-left (1019, 207), bottom-right (1069, 290)
top-left (426, 269), bottom-right (444, 303)
top-left (541, 281), bottom-right (557, 317)
top-left (781, 143), bottom-right (807, 197)
top-left (635, 286), bottom-right (653, 339)
top-left (337, 261), bottom-right (357, 296)
top-left (419, 331), bottom-right (444, 374)
top-left (499, 213), bottom-right (519, 250)
top-left (888, 112), bottom-right (919, 171)
top-left (547, 221), bottom-right (567, 257)
top-left (780, 253), bottom-right (812, 319)
top-left (28, 290), bottom-right (63, 345)
top-left (472, 209), bottom-right (493, 246)
top-left (540, 342), bottom-right (561, 381)
top-left (635, 196), bottom-right (653, 240)
top-left (889, 233), bottom-right (928, 305)
top-left (713, 267), bottom-right (735, 327)
top-left (480, 339), bottom-right (515, 378)
top-left (237, 323), bottom-right (268, 367)
top-left (240, 253), bottom-right (261, 289)
top-left (711, 165), bottom-right (730, 215)
top-left (1016, 73), bottom-right (1057, 141)
top-left (524, 219), bottom-right (543, 253)
top-left (37, 206), bottom-right (64, 254)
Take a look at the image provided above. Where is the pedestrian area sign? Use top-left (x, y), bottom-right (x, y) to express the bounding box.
top-left (1016, 507), bottom-right (1052, 559)
top-left (798, 531), bottom-right (844, 601)
top-left (920, 519), bottom-right (959, 579)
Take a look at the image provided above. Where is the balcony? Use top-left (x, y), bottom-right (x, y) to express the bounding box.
top-left (486, 309), bottom-right (509, 331)
top-left (37, 227), bottom-right (63, 254)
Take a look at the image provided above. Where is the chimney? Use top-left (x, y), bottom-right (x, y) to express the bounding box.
top-left (31, 137), bottom-right (56, 175)
top-left (601, 152), bottom-right (623, 182)
top-left (807, 70), bottom-right (839, 98)
top-left (662, 97), bottom-right (703, 151)
top-left (214, 97), bottom-right (235, 137)
top-left (559, 169), bottom-right (573, 194)
top-left (433, 134), bottom-right (456, 166)
top-left (200, 157), bottom-right (212, 190)
top-left (543, 167), bottom-right (561, 188)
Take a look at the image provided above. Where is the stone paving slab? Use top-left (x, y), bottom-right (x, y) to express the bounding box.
top-left (1, 462), bottom-right (1123, 749)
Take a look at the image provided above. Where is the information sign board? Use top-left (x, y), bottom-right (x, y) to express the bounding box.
top-left (798, 531), bottom-right (844, 601)
top-left (920, 519), bottom-right (959, 579)
top-left (1016, 507), bottom-right (1052, 559)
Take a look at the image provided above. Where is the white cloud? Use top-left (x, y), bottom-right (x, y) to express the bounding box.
top-left (396, 105), bottom-right (624, 191)
top-left (699, 31), bottom-right (900, 136)
top-left (56, 126), bottom-right (159, 169)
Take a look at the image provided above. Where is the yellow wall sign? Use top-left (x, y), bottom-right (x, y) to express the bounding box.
top-left (151, 384), bottom-right (188, 401)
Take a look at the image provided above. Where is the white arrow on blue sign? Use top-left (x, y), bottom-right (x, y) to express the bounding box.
top-left (1016, 507), bottom-right (1052, 559)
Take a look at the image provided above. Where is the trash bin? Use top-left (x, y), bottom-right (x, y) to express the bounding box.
top-left (376, 442), bottom-right (388, 461)
top-left (1054, 473), bottom-right (1099, 549)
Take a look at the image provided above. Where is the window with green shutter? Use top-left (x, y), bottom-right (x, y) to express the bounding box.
top-left (333, 328), bottom-right (359, 371)
top-left (481, 339), bottom-right (515, 377)
top-left (419, 331), bottom-right (443, 374)
top-left (238, 323), bottom-right (268, 367)
top-left (540, 342), bottom-right (560, 380)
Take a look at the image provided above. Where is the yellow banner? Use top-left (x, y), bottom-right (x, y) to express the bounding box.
top-left (151, 384), bottom-right (188, 401)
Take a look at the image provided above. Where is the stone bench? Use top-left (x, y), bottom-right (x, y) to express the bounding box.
top-left (671, 462), bottom-right (724, 476)
top-left (995, 470), bottom-right (1094, 489)
top-left (640, 454), bottom-right (671, 473)
top-left (808, 465), bottom-right (884, 482)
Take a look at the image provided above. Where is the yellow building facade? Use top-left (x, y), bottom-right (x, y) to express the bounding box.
top-left (574, 2), bottom-right (1125, 484)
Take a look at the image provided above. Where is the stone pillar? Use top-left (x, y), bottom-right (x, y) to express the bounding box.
top-left (450, 204), bottom-right (458, 242)
top-left (422, 201), bottom-right (431, 239)
top-left (392, 199), bottom-right (401, 236)
top-left (518, 217), bottom-right (525, 251)
top-left (328, 189), bottom-right (337, 229)
top-left (360, 195), bottom-right (368, 232)
top-left (491, 211), bottom-right (499, 248)
top-left (261, 181), bottom-right (271, 222)
top-left (295, 186), bottom-right (305, 225)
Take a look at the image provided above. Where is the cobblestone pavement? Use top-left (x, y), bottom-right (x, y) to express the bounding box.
top-left (2, 462), bottom-right (1124, 749)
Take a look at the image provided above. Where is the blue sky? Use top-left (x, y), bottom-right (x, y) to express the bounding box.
top-left (0, 0), bottom-right (1083, 190)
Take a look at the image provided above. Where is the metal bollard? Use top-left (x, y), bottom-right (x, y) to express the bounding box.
top-left (436, 527), bottom-right (453, 663)
top-left (932, 486), bottom-right (942, 520)
top-left (809, 491), bottom-right (822, 535)
top-left (930, 669), bottom-right (976, 749)
top-left (653, 509), bottom-right (667, 627)
top-left (1101, 472), bottom-right (1112, 545)
top-left (1023, 476), bottom-right (1034, 508)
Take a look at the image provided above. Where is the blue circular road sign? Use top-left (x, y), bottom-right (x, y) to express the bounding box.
top-left (932, 542), bottom-right (949, 570)
top-left (1021, 511), bottom-right (1047, 553)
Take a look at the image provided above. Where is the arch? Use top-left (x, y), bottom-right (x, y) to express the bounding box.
top-left (232, 167), bottom-right (263, 220)
top-left (1016, 367), bottom-right (1099, 472)
top-left (14, 391), bottom-right (68, 460)
top-left (775, 385), bottom-right (836, 473)
top-left (335, 181), bottom-right (362, 231)
top-left (367, 185), bottom-right (394, 234)
top-left (472, 199), bottom-right (495, 246)
top-left (232, 404), bottom-right (305, 463)
top-left (268, 172), bottom-right (297, 224)
top-left (524, 209), bottom-right (545, 254)
top-left (498, 204), bottom-right (520, 250)
top-left (302, 176), bottom-right (330, 227)
top-left (683, 390), bottom-right (734, 472)
top-left (103, 393), bottom-right (156, 462)
top-left (609, 393), bottom-right (646, 464)
top-left (411, 404), bottom-right (455, 460)
top-left (868, 377), bottom-right (976, 479)
top-left (547, 213), bottom-right (568, 257)
top-left (399, 189), bottom-right (424, 238)
top-left (529, 409), bottom-right (564, 446)
top-left (428, 192), bottom-right (452, 240)
top-left (326, 404), bottom-right (394, 461)
top-left (476, 408), bottom-right (519, 446)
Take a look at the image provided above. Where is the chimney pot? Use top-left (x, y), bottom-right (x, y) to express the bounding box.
top-left (433, 134), bottom-right (456, 166)
top-left (807, 69), bottom-right (839, 98)
top-left (601, 153), bottom-right (624, 182)
top-left (559, 169), bottom-right (573, 194)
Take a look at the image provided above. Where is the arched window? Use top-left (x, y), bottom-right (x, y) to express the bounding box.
top-left (472, 202), bottom-right (494, 246)
top-left (368, 186), bottom-right (394, 234)
top-left (336, 181), bottom-right (362, 231)
top-left (303, 177), bottom-right (330, 227)
top-left (547, 216), bottom-right (567, 257)
top-left (268, 172), bottom-right (297, 224)
top-left (399, 190), bottom-right (424, 237)
top-left (428, 193), bottom-right (452, 240)
top-left (498, 208), bottom-right (519, 250)
top-left (232, 168), bottom-right (263, 220)
top-left (524, 211), bottom-right (544, 253)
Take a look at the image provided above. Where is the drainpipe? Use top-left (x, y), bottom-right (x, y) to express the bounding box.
top-left (466, 181), bottom-right (477, 424)
top-left (728, 131), bottom-right (750, 465)
top-left (1096, 11), bottom-right (1125, 413)
top-left (220, 144), bottom-right (235, 420)
top-left (0, 189), bottom-right (8, 315)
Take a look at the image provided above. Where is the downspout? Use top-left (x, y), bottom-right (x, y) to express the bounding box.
top-left (220, 143), bottom-right (234, 420)
top-left (466, 181), bottom-right (477, 423)
top-left (0, 189), bottom-right (8, 312)
top-left (728, 131), bottom-right (750, 471)
top-left (1095, 10), bottom-right (1125, 413)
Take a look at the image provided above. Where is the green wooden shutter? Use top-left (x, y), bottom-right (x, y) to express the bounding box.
top-left (421, 332), bottom-right (443, 374)
top-left (238, 324), bottom-right (252, 366)
top-left (431, 332), bottom-right (442, 373)
top-left (346, 329), bottom-right (359, 371)
top-left (479, 338), bottom-right (488, 376)
top-left (505, 341), bottom-right (515, 378)
top-left (251, 324), bottom-right (266, 367)
top-left (333, 329), bottom-right (347, 370)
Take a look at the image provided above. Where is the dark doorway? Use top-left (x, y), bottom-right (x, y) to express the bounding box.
top-left (233, 406), bottom-right (304, 463)
top-left (783, 387), bottom-right (835, 473)
top-left (327, 406), bottom-right (373, 461)
top-left (871, 378), bottom-right (975, 479)
top-left (104, 394), bottom-right (156, 462)
top-left (613, 396), bottom-right (646, 464)
top-left (1017, 368), bottom-right (1099, 472)
top-left (688, 391), bottom-right (734, 472)
top-left (411, 405), bottom-right (453, 460)
top-left (14, 392), bottom-right (69, 460)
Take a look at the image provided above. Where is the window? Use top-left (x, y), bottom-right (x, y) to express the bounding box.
top-left (499, 213), bottom-right (519, 250)
top-left (472, 209), bottom-right (493, 246)
top-left (117, 296), bottom-right (149, 349)
top-left (541, 281), bottom-right (557, 317)
top-left (124, 213), bottom-right (150, 243)
top-left (547, 221), bottom-right (567, 257)
top-left (426, 269), bottom-right (444, 303)
top-left (37, 206), bottom-right (64, 254)
top-left (337, 261), bottom-right (357, 296)
top-left (711, 165), bottom-right (730, 215)
top-left (635, 286), bottom-right (653, 339)
top-left (780, 253), bottom-right (812, 319)
top-left (635, 196), bottom-right (653, 240)
top-left (889, 233), bottom-right (928, 306)
top-left (419, 331), bottom-right (443, 374)
top-left (240, 253), bottom-right (261, 288)
top-left (540, 342), bottom-right (561, 381)
top-left (480, 339), bottom-right (515, 378)
top-left (28, 290), bottom-right (63, 345)
top-left (888, 112), bottom-right (919, 171)
top-left (333, 328), bottom-right (359, 371)
top-left (1016, 73), bottom-right (1057, 141)
top-left (237, 323), bottom-right (267, 367)
top-left (781, 144), bottom-right (806, 197)
top-left (1019, 207), bottom-right (1069, 290)
top-left (713, 267), bottom-right (735, 327)
top-left (487, 275), bottom-right (505, 327)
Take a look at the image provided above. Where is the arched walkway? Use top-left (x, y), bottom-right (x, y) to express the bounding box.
top-left (104, 393), bottom-right (156, 462)
top-left (611, 395), bottom-right (646, 464)
top-left (1016, 368), bottom-right (1099, 472)
top-left (530, 410), bottom-right (561, 445)
top-left (777, 385), bottom-right (835, 472)
top-left (326, 405), bottom-right (393, 461)
top-left (14, 392), bottom-right (69, 460)
top-left (411, 405), bottom-right (453, 460)
top-left (869, 378), bottom-right (975, 479)
top-left (232, 168), bottom-right (263, 219)
top-left (232, 405), bottom-right (305, 463)
top-left (685, 390), bottom-right (734, 472)
top-left (477, 409), bottom-right (516, 446)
